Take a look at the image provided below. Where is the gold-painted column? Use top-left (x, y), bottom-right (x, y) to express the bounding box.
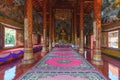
top-left (42, 0), bottom-right (47, 53)
top-left (23, 0), bottom-right (34, 64)
top-left (49, 6), bottom-right (52, 51)
top-left (74, 7), bottom-right (77, 49)
top-left (79, 0), bottom-right (84, 53)
top-left (92, 0), bottom-right (103, 65)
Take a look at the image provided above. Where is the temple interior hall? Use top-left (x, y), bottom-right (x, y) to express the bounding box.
top-left (0, 0), bottom-right (120, 80)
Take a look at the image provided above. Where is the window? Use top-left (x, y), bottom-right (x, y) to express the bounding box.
top-left (108, 30), bottom-right (118, 48)
top-left (5, 27), bottom-right (16, 47)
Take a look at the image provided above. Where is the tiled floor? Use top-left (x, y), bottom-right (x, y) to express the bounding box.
top-left (0, 49), bottom-right (119, 80)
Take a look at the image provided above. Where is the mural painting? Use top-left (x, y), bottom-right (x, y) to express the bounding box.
top-left (32, 33), bottom-right (38, 45)
top-left (32, 10), bottom-right (42, 33)
top-left (0, 0), bottom-right (42, 48)
top-left (101, 32), bottom-right (107, 47)
top-left (0, 0), bottom-right (24, 24)
top-left (102, 0), bottom-right (120, 24)
top-left (17, 30), bottom-right (24, 46)
top-left (0, 0), bottom-right (42, 35)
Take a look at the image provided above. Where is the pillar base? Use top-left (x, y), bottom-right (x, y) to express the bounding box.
top-left (92, 60), bottom-right (103, 65)
top-left (41, 52), bottom-right (47, 57)
top-left (52, 42), bottom-right (55, 48)
top-left (41, 46), bottom-right (47, 53)
top-left (74, 45), bottom-right (77, 50)
top-left (41, 46), bottom-right (47, 57)
top-left (49, 45), bottom-right (52, 52)
top-left (22, 58), bottom-right (35, 64)
top-left (79, 48), bottom-right (84, 54)
top-left (92, 49), bottom-right (103, 65)
top-left (49, 48), bottom-right (52, 52)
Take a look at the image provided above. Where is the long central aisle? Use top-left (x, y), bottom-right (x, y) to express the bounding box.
top-left (19, 48), bottom-right (106, 80)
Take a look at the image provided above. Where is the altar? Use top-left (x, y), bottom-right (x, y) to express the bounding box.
top-left (56, 28), bottom-right (71, 44)
top-left (54, 9), bottom-right (72, 44)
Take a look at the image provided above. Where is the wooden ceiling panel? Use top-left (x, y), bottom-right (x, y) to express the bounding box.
top-left (32, 0), bottom-right (93, 14)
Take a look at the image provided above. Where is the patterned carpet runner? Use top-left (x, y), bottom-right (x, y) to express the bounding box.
top-left (19, 48), bottom-right (106, 80)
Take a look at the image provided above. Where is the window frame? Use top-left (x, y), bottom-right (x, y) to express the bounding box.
top-left (3, 26), bottom-right (17, 48)
top-left (107, 30), bottom-right (119, 49)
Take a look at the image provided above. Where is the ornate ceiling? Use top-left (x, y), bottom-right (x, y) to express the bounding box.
top-left (32, 0), bottom-right (120, 25)
top-left (0, 0), bottom-right (120, 34)
top-left (16, 0), bottom-right (120, 35)
top-left (55, 9), bottom-right (72, 20)
top-left (32, 0), bottom-right (94, 14)
top-left (102, 0), bottom-right (120, 24)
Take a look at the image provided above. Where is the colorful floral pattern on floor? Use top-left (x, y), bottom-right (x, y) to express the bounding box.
top-left (19, 71), bottom-right (106, 80)
top-left (18, 48), bottom-right (107, 80)
top-left (33, 56), bottom-right (93, 71)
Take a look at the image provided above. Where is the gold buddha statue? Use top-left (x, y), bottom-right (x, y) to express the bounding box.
top-left (61, 30), bottom-right (66, 41)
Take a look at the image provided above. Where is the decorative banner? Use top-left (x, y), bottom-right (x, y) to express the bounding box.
top-left (93, 21), bottom-right (97, 41)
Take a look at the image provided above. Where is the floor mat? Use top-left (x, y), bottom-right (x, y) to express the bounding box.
top-left (18, 48), bottom-right (106, 80)
top-left (33, 56), bottom-right (94, 71)
top-left (19, 71), bottom-right (106, 80)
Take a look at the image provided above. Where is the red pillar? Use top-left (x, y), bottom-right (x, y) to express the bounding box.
top-left (23, 0), bottom-right (34, 64)
top-left (92, 0), bottom-right (103, 65)
top-left (74, 7), bottom-right (77, 49)
top-left (79, 0), bottom-right (84, 53)
top-left (49, 6), bottom-right (52, 51)
top-left (72, 14), bottom-right (74, 43)
top-left (52, 11), bottom-right (55, 47)
top-left (42, 0), bottom-right (47, 53)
